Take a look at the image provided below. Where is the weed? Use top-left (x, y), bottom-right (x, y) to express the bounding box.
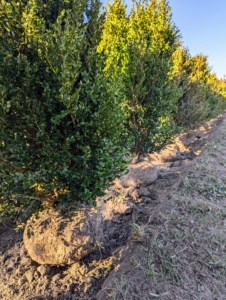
top-left (131, 257), bottom-right (141, 269)
top-left (107, 276), bottom-right (129, 300)
top-left (130, 222), bottom-right (146, 243)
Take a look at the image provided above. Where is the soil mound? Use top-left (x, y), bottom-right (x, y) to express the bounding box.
top-left (115, 161), bottom-right (158, 188)
top-left (23, 207), bottom-right (103, 265)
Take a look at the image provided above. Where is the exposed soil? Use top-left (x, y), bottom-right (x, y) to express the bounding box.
top-left (1, 113), bottom-right (226, 300)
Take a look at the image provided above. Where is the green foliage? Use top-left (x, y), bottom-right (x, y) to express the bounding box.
top-left (0, 0), bottom-right (226, 223)
top-left (173, 43), bottom-right (226, 129)
top-left (0, 0), bottom-right (128, 221)
top-left (99, 0), bottom-right (181, 155)
top-left (173, 45), bottom-right (209, 129)
top-left (205, 73), bottom-right (226, 118)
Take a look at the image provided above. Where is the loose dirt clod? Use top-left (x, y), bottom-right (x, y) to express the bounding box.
top-left (115, 161), bottom-right (158, 188)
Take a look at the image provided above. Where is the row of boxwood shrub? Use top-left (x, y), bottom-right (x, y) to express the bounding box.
top-left (0, 0), bottom-right (225, 222)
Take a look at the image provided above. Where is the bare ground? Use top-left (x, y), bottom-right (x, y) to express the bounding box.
top-left (1, 113), bottom-right (226, 300)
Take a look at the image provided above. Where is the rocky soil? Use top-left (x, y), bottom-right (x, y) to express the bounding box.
top-left (0, 113), bottom-right (226, 300)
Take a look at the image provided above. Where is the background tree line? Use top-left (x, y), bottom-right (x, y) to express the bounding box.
top-left (0, 0), bottom-right (226, 221)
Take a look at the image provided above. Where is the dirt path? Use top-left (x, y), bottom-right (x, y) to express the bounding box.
top-left (1, 113), bottom-right (226, 300)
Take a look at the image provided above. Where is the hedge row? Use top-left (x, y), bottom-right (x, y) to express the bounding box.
top-left (0, 0), bottom-right (225, 221)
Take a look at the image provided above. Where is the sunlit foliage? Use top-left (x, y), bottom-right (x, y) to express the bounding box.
top-left (0, 0), bottom-right (225, 221)
top-left (0, 0), bottom-right (128, 220)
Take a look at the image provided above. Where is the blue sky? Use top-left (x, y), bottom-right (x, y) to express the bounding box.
top-left (102, 0), bottom-right (226, 79)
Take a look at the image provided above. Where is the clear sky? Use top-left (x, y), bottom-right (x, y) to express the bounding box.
top-left (101, 0), bottom-right (226, 79)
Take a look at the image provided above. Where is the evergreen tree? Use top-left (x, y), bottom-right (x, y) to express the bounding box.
top-left (172, 44), bottom-right (208, 129)
top-left (99, 0), bottom-right (181, 156)
top-left (173, 44), bottom-right (226, 128)
top-left (0, 0), bottom-right (128, 221)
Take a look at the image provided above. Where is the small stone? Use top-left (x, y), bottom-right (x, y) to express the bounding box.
top-left (20, 257), bottom-right (31, 266)
top-left (37, 265), bottom-right (50, 276)
top-left (25, 270), bottom-right (34, 283)
top-left (52, 274), bottom-right (61, 282)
